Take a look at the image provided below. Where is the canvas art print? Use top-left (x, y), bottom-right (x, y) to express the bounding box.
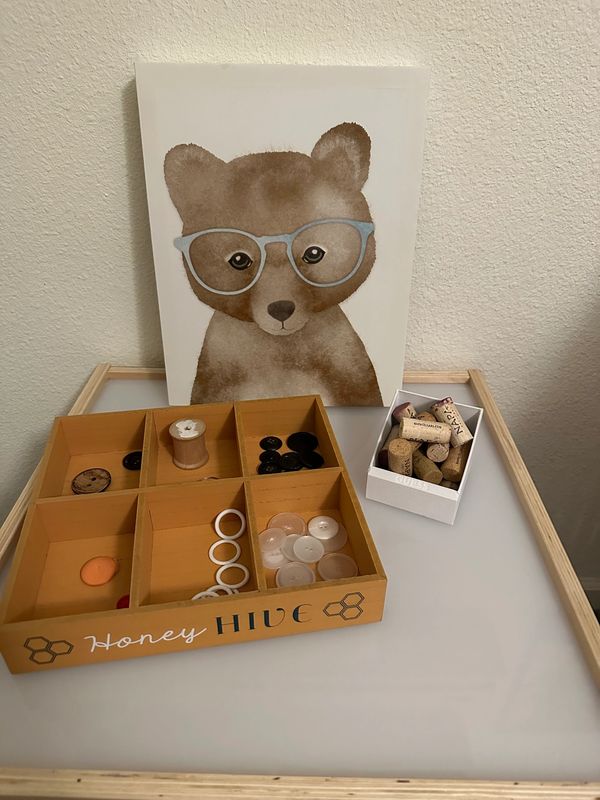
top-left (136, 64), bottom-right (428, 406)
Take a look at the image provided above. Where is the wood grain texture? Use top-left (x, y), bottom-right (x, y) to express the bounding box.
top-left (0, 769), bottom-right (598, 799)
top-left (469, 368), bottom-right (600, 687)
top-left (0, 363), bottom-right (111, 570)
top-left (102, 367), bottom-right (473, 385)
top-left (403, 370), bottom-right (471, 384)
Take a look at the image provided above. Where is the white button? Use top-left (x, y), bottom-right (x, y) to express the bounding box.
top-left (293, 535), bottom-right (325, 564)
top-left (261, 549), bottom-right (288, 569)
top-left (318, 552), bottom-right (358, 580)
top-left (322, 524), bottom-right (348, 553)
top-left (258, 527), bottom-right (286, 553)
top-left (268, 512), bottom-right (307, 535)
top-left (281, 534), bottom-right (300, 561)
top-left (276, 562), bottom-right (315, 587)
top-left (308, 515), bottom-right (339, 541)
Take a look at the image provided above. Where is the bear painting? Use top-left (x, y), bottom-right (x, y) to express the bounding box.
top-left (164, 123), bottom-right (383, 406)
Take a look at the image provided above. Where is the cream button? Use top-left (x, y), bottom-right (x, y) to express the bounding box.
top-left (258, 527), bottom-right (286, 553)
top-left (262, 549), bottom-right (288, 569)
top-left (322, 524), bottom-right (348, 553)
top-left (293, 535), bottom-right (325, 564)
top-left (308, 515), bottom-right (339, 541)
top-left (318, 552), bottom-right (358, 580)
top-left (281, 534), bottom-right (300, 561)
top-left (268, 512), bottom-right (307, 535)
top-left (276, 561), bottom-right (315, 587)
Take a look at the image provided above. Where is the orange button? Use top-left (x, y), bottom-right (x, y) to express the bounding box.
top-left (80, 556), bottom-right (119, 586)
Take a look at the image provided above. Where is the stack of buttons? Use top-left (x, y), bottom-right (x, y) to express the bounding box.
top-left (256, 432), bottom-right (325, 475)
top-left (257, 512), bottom-right (358, 587)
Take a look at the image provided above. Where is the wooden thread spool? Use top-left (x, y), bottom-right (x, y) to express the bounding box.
top-left (440, 442), bottom-right (471, 482)
top-left (426, 442), bottom-right (450, 463)
top-left (388, 438), bottom-right (413, 476)
top-left (398, 417), bottom-right (452, 444)
top-left (431, 397), bottom-right (473, 447)
top-left (378, 425), bottom-right (399, 468)
top-left (169, 418), bottom-right (209, 470)
top-left (392, 402), bottom-right (417, 423)
top-left (412, 450), bottom-right (443, 484)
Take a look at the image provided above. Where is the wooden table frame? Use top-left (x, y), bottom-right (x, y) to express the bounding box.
top-left (1, 364), bottom-right (598, 800)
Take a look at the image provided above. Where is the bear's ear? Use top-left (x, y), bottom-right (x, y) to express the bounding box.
top-left (164, 144), bottom-right (225, 220)
top-left (311, 123), bottom-right (371, 191)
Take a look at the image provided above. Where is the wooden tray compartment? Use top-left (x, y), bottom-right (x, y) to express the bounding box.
top-left (145, 403), bottom-right (243, 486)
top-left (248, 469), bottom-right (379, 589)
top-left (132, 479), bottom-right (261, 607)
top-left (37, 410), bottom-right (147, 498)
top-left (236, 396), bottom-right (341, 476)
top-left (2, 492), bottom-right (137, 623)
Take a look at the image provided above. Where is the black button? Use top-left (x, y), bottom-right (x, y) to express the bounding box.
top-left (259, 450), bottom-right (281, 465)
top-left (300, 451), bottom-right (324, 469)
top-left (71, 468), bottom-right (111, 495)
top-left (257, 462), bottom-right (282, 475)
top-left (122, 450), bottom-right (142, 471)
top-left (260, 436), bottom-right (283, 450)
top-left (287, 432), bottom-right (318, 452)
top-left (280, 452), bottom-right (302, 471)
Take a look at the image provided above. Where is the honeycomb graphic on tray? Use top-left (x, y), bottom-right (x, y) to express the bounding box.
top-left (323, 591), bottom-right (365, 621)
top-left (24, 636), bottom-right (74, 664)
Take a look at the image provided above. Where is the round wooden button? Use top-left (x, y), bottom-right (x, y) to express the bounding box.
top-left (80, 556), bottom-right (119, 586)
top-left (71, 468), bottom-right (111, 495)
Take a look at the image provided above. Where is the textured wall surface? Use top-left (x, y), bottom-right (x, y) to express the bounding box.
top-left (1, 0), bottom-right (598, 587)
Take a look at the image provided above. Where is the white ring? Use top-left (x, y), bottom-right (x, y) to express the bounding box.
top-left (209, 539), bottom-right (241, 566)
top-left (191, 590), bottom-right (220, 601)
top-left (216, 562), bottom-right (250, 589)
top-left (206, 584), bottom-right (235, 596)
top-left (215, 508), bottom-right (246, 540)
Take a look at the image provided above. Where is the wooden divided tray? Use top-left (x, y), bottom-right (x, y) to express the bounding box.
top-left (0, 395), bottom-right (386, 673)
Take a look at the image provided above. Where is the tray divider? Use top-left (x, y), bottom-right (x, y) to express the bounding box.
top-left (233, 402), bottom-right (251, 477)
top-left (129, 493), bottom-right (152, 607)
top-left (243, 479), bottom-right (268, 592)
top-left (139, 411), bottom-right (157, 488)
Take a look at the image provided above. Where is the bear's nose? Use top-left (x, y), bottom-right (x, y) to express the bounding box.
top-left (267, 300), bottom-right (295, 322)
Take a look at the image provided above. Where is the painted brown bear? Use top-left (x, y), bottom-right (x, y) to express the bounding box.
top-left (164, 122), bottom-right (382, 406)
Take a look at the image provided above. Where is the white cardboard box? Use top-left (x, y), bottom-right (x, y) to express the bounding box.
top-left (366, 389), bottom-right (484, 525)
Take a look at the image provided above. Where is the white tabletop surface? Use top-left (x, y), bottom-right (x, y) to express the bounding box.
top-left (1, 378), bottom-right (599, 781)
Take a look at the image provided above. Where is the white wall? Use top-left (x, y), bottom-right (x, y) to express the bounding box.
top-left (1, 0), bottom-right (598, 592)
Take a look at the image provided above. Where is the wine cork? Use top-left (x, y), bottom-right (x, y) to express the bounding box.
top-left (416, 411), bottom-right (436, 423)
top-left (398, 417), bottom-right (452, 444)
top-left (440, 442), bottom-right (471, 482)
top-left (431, 397), bottom-right (473, 447)
top-left (412, 449), bottom-right (443, 484)
top-left (378, 425), bottom-right (399, 468)
top-left (426, 442), bottom-right (450, 463)
top-left (392, 402), bottom-right (417, 423)
top-left (388, 438), bottom-right (413, 476)
top-left (441, 480), bottom-right (459, 490)
top-left (169, 418), bottom-right (209, 470)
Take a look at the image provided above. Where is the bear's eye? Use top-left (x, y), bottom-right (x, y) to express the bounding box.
top-left (228, 252), bottom-right (253, 270)
top-left (302, 246), bottom-right (326, 265)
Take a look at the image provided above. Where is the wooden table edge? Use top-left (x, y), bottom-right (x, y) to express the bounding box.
top-left (0, 768), bottom-right (599, 799)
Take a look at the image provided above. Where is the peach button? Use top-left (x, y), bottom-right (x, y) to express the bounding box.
top-left (80, 556), bottom-right (119, 587)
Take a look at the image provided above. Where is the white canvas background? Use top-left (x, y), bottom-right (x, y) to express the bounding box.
top-left (136, 64), bottom-right (428, 405)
